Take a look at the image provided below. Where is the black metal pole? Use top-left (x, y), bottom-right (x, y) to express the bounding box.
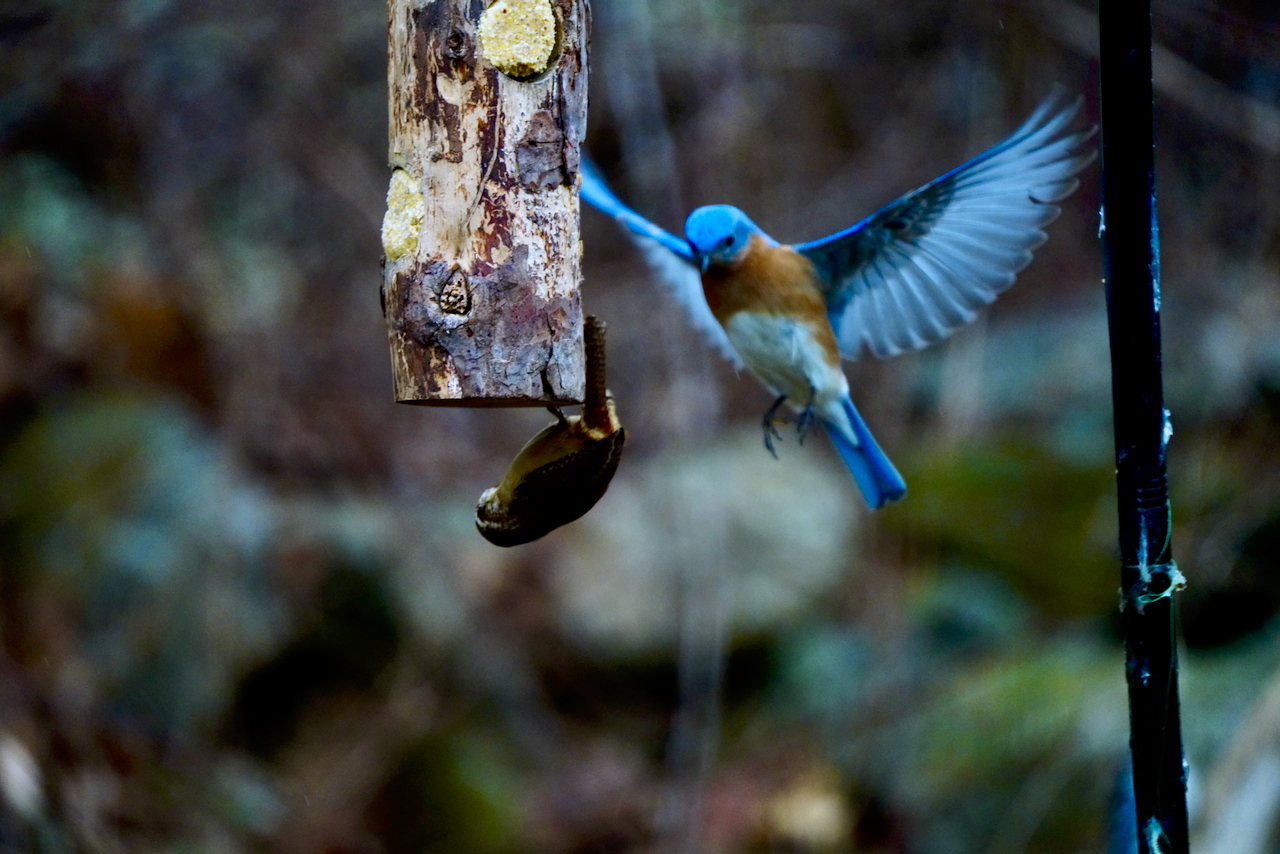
top-left (1097, 2), bottom-right (1190, 853)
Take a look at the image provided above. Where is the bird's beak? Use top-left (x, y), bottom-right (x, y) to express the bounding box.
top-left (688, 242), bottom-right (709, 272)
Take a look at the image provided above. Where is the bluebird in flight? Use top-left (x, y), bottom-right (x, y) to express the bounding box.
top-left (581, 91), bottom-right (1095, 509)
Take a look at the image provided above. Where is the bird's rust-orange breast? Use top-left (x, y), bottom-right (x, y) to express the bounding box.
top-left (701, 235), bottom-right (840, 363)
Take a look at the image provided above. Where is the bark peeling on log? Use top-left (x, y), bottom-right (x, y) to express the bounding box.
top-left (384, 0), bottom-right (587, 406)
top-left (516, 110), bottom-right (568, 190)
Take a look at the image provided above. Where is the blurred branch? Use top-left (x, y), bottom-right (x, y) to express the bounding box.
top-left (984, 748), bottom-right (1078, 854)
top-left (654, 501), bottom-right (729, 854)
top-left (1194, 667), bottom-right (1280, 854)
top-left (303, 139), bottom-right (385, 230)
top-left (1040, 0), bottom-right (1280, 155)
top-left (594, 0), bottom-right (682, 218)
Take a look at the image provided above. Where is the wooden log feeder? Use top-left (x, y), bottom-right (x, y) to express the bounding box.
top-left (381, 0), bottom-right (589, 406)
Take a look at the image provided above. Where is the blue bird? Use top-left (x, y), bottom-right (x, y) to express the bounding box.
top-left (581, 91), bottom-right (1095, 509)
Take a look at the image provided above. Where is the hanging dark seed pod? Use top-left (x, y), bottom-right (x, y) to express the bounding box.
top-left (475, 316), bottom-right (625, 546)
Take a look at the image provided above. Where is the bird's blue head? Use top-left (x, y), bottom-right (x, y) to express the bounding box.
top-left (684, 205), bottom-right (758, 271)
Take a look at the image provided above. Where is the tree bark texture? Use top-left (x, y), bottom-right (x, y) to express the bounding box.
top-left (382, 0), bottom-right (589, 406)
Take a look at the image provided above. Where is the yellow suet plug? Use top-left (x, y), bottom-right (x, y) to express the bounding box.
top-left (381, 168), bottom-right (423, 262)
top-left (477, 0), bottom-right (556, 79)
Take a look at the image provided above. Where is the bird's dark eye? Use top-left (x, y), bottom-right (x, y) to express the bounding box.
top-left (719, 236), bottom-right (733, 249)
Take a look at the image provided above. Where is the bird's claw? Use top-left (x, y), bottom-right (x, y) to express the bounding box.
top-left (762, 420), bottom-right (783, 459)
top-left (762, 395), bottom-right (787, 459)
top-left (796, 406), bottom-right (816, 444)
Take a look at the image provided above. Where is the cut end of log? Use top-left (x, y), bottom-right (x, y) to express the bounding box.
top-left (477, 0), bottom-right (557, 78)
top-left (381, 168), bottom-right (423, 261)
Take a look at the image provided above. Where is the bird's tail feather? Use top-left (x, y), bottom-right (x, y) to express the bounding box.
top-left (823, 398), bottom-right (906, 509)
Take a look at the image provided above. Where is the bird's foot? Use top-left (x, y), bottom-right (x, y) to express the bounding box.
top-left (795, 386), bottom-right (817, 445)
top-left (796, 406), bottom-right (816, 444)
top-left (763, 422), bottom-right (783, 459)
top-left (762, 395), bottom-right (787, 460)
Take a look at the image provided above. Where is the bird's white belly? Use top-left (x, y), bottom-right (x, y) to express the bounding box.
top-left (723, 312), bottom-right (849, 413)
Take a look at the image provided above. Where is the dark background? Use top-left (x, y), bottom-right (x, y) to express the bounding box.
top-left (2, 0), bottom-right (1279, 851)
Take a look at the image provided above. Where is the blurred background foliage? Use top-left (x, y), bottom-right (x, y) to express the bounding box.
top-left (1, 0), bottom-right (1279, 851)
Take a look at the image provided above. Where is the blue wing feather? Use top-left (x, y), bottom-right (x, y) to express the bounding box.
top-left (580, 160), bottom-right (743, 367)
top-left (795, 88), bottom-right (1096, 360)
top-left (580, 160), bottom-right (695, 261)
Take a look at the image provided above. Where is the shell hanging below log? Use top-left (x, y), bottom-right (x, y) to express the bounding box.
top-left (476, 316), bottom-right (625, 546)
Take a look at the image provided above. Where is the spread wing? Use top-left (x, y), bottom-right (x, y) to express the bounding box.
top-left (579, 160), bottom-right (743, 368)
top-left (795, 89), bottom-right (1097, 360)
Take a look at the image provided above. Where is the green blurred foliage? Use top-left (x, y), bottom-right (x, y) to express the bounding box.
top-left (369, 731), bottom-right (525, 854)
top-left (895, 437), bottom-right (1117, 617)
